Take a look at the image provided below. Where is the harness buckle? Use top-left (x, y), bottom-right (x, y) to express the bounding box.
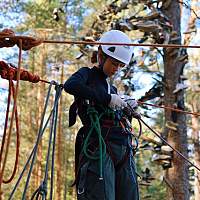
top-left (77, 188), bottom-right (85, 194)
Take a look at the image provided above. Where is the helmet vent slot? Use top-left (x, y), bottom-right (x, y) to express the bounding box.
top-left (108, 46), bottom-right (116, 53)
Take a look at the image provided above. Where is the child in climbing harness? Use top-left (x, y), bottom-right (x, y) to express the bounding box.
top-left (64, 30), bottom-right (140, 200)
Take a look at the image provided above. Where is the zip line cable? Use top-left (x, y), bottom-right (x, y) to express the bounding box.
top-left (1, 60), bottom-right (200, 118)
top-left (1, 35), bottom-right (200, 49)
top-left (141, 117), bottom-right (200, 172)
top-left (43, 40), bottom-right (200, 49)
top-left (137, 101), bottom-right (200, 117)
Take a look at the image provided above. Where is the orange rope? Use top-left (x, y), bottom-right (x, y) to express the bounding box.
top-left (0, 29), bottom-right (42, 50)
top-left (0, 81), bottom-right (12, 177)
top-left (1, 34), bottom-right (200, 49)
top-left (1, 60), bottom-right (199, 117)
top-left (138, 101), bottom-right (200, 117)
top-left (42, 40), bottom-right (200, 49)
top-left (2, 81), bottom-right (20, 184)
top-left (0, 39), bottom-right (22, 193)
top-left (0, 61), bottom-right (57, 86)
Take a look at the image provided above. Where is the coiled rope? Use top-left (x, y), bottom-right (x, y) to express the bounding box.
top-left (82, 106), bottom-right (107, 180)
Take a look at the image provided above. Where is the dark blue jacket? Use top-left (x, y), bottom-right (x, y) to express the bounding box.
top-left (64, 66), bottom-right (128, 145)
top-left (64, 66), bottom-right (113, 105)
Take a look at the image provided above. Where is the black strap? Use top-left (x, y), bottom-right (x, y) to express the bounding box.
top-left (69, 100), bottom-right (78, 127)
top-left (77, 162), bottom-right (89, 195)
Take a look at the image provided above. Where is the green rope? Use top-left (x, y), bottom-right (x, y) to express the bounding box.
top-left (83, 106), bottom-right (113, 180)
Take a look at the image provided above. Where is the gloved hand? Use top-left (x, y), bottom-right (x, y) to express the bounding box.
top-left (109, 94), bottom-right (127, 109)
top-left (120, 95), bottom-right (138, 110)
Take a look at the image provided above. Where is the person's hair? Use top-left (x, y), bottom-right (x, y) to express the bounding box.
top-left (91, 51), bottom-right (98, 63)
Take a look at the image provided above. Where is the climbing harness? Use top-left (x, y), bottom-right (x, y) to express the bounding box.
top-left (8, 82), bottom-right (63, 200)
top-left (81, 103), bottom-right (141, 180)
top-left (82, 104), bottom-right (117, 180)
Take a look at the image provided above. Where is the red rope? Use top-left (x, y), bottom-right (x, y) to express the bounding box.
top-left (0, 61), bottom-right (57, 86)
top-left (1, 60), bottom-right (199, 117)
top-left (0, 61), bottom-right (40, 83)
top-left (1, 33), bottom-right (200, 49)
top-left (42, 40), bottom-right (200, 49)
top-left (0, 81), bottom-right (20, 184)
top-left (1, 34), bottom-right (200, 48)
top-left (0, 29), bottom-right (42, 50)
top-left (0, 80), bottom-right (12, 171)
top-left (138, 101), bottom-right (200, 117)
top-left (0, 40), bottom-right (22, 192)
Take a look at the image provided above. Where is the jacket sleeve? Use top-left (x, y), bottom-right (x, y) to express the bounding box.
top-left (64, 67), bottom-right (111, 105)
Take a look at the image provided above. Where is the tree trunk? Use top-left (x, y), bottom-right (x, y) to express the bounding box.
top-left (183, 1), bottom-right (199, 199)
top-left (162, 1), bottom-right (189, 200)
top-left (191, 102), bottom-right (200, 200)
top-left (183, 0), bottom-right (198, 46)
top-left (35, 35), bottom-right (47, 190)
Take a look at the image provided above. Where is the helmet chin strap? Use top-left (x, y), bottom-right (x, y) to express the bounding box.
top-left (98, 52), bottom-right (108, 75)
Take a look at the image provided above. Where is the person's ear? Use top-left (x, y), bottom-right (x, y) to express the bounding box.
top-left (97, 47), bottom-right (103, 64)
top-left (91, 51), bottom-right (98, 63)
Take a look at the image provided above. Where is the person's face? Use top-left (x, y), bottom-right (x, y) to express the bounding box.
top-left (103, 56), bottom-right (125, 77)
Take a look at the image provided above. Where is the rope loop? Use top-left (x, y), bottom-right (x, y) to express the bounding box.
top-left (87, 106), bottom-right (98, 116)
top-left (83, 106), bottom-right (107, 179)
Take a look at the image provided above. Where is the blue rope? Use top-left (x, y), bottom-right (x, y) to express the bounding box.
top-left (9, 107), bottom-right (53, 200)
top-left (50, 94), bottom-right (59, 199)
top-left (21, 81), bottom-right (55, 200)
top-left (29, 85), bottom-right (62, 200)
top-left (8, 82), bottom-right (63, 200)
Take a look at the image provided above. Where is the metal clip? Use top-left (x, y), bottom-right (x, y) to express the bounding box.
top-left (77, 188), bottom-right (85, 195)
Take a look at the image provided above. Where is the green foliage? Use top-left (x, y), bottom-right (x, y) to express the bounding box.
top-left (19, 1), bottom-right (61, 31)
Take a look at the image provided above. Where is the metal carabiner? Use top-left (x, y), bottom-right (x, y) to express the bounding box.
top-left (77, 188), bottom-right (85, 195)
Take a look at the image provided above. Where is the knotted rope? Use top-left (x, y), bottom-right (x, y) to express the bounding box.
top-left (0, 60), bottom-right (54, 84)
top-left (0, 29), bottom-right (42, 50)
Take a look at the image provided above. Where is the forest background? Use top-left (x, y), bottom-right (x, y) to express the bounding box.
top-left (0, 0), bottom-right (200, 199)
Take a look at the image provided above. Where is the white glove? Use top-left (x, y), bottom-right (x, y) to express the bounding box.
top-left (109, 94), bottom-right (127, 109)
top-left (121, 95), bottom-right (138, 109)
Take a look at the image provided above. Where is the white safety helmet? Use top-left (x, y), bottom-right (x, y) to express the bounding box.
top-left (99, 30), bottom-right (133, 65)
